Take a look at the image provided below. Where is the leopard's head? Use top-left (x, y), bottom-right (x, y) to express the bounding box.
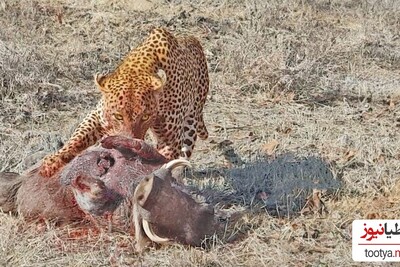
top-left (95, 70), bottom-right (166, 139)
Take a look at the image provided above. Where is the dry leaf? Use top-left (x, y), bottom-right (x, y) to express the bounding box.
top-left (343, 149), bottom-right (356, 162)
top-left (291, 223), bottom-right (300, 230)
top-left (301, 189), bottom-right (327, 215)
top-left (262, 139), bottom-right (279, 155)
top-left (56, 9), bottom-right (63, 24)
top-left (286, 92), bottom-right (296, 102)
top-left (374, 154), bottom-right (385, 164)
top-left (366, 213), bottom-right (381, 219)
top-left (217, 139), bottom-right (234, 149)
top-left (223, 160), bottom-right (233, 169)
top-left (361, 112), bottom-right (372, 120)
top-left (233, 131), bottom-right (258, 142)
top-left (389, 99), bottom-right (395, 109)
top-left (276, 126), bottom-right (292, 134)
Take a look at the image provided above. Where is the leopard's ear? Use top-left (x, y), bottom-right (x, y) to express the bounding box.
top-left (94, 73), bottom-right (109, 93)
top-left (150, 69), bottom-right (167, 91)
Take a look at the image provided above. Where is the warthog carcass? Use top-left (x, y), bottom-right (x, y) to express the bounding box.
top-left (0, 136), bottom-right (224, 251)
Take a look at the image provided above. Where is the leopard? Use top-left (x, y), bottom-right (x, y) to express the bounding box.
top-left (39, 28), bottom-right (209, 178)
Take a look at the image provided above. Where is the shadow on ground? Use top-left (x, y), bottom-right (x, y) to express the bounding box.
top-left (187, 153), bottom-right (341, 218)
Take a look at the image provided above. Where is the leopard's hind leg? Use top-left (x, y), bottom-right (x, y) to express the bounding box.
top-left (196, 113), bottom-right (208, 140)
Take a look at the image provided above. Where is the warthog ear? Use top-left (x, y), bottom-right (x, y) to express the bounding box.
top-left (150, 69), bottom-right (167, 91)
top-left (133, 174), bottom-right (154, 207)
top-left (133, 159), bottom-right (191, 206)
top-left (94, 73), bottom-right (110, 93)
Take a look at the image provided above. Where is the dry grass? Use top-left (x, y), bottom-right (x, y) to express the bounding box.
top-left (0, 0), bottom-right (399, 266)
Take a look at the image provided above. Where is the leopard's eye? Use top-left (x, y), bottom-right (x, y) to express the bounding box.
top-left (113, 113), bottom-right (123, 121)
top-left (141, 114), bottom-right (150, 121)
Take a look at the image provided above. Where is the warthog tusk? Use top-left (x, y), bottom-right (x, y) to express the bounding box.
top-left (164, 158), bottom-right (191, 170)
top-left (142, 219), bottom-right (169, 243)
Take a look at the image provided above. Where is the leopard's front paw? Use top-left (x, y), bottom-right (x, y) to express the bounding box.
top-left (39, 154), bottom-right (67, 178)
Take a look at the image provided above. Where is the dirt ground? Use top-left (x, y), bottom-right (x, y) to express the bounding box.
top-left (0, 0), bottom-right (399, 266)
